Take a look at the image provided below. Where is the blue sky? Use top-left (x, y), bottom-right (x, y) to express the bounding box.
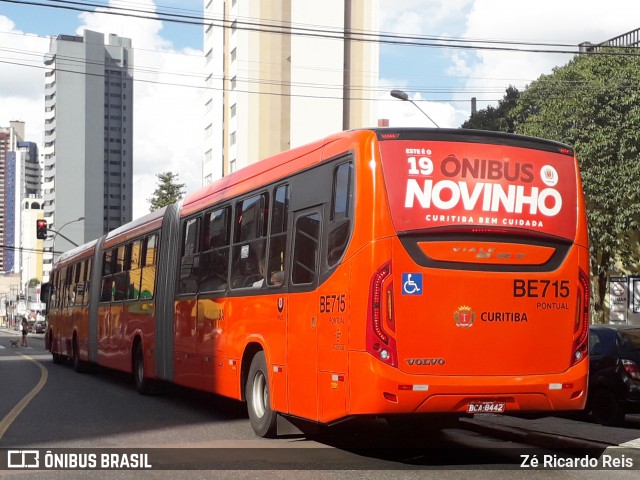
top-left (0, 0), bottom-right (204, 49)
top-left (2, 0), bottom-right (640, 218)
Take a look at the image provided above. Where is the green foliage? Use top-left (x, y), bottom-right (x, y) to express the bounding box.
top-left (148, 172), bottom-right (186, 212)
top-left (510, 49), bottom-right (640, 317)
top-left (461, 86), bottom-right (520, 132)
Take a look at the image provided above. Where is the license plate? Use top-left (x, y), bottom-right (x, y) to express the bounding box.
top-left (466, 401), bottom-right (506, 414)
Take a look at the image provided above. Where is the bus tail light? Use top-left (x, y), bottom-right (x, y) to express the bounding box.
top-left (366, 262), bottom-right (398, 367)
top-left (572, 269), bottom-right (590, 366)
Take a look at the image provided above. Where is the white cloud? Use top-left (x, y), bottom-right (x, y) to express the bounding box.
top-left (456, 0), bottom-right (640, 101)
top-left (0, 16), bottom-right (48, 140)
top-left (380, 0), bottom-right (473, 34)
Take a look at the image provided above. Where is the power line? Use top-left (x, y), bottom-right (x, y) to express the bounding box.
top-left (0, 40), bottom-right (514, 101)
top-left (3, 37), bottom-right (640, 104)
top-left (0, 244), bottom-right (55, 255)
top-left (3, 0), bottom-right (640, 56)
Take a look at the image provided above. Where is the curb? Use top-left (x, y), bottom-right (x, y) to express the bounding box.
top-left (460, 417), bottom-right (640, 466)
top-left (460, 417), bottom-right (610, 449)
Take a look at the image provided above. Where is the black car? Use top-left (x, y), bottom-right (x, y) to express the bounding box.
top-left (33, 319), bottom-right (46, 334)
top-left (587, 324), bottom-right (640, 426)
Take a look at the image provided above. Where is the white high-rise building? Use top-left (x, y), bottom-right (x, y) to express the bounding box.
top-left (202, 0), bottom-right (379, 183)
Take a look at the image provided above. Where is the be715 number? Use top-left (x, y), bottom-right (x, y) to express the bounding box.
top-left (320, 294), bottom-right (346, 313)
top-left (513, 279), bottom-right (570, 298)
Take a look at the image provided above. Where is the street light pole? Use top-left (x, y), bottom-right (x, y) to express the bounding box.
top-left (390, 89), bottom-right (440, 128)
top-left (51, 216), bottom-right (85, 262)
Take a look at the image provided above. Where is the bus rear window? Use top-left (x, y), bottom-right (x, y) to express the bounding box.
top-left (378, 140), bottom-right (578, 240)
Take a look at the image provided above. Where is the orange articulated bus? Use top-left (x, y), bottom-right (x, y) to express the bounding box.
top-left (43, 128), bottom-right (590, 437)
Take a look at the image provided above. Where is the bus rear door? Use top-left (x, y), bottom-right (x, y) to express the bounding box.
top-left (286, 208), bottom-right (322, 420)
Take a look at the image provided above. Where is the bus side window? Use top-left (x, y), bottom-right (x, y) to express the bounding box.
top-left (101, 249), bottom-right (114, 302)
top-left (74, 260), bottom-right (84, 306)
top-left (127, 239), bottom-right (142, 300)
top-left (140, 234), bottom-right (157, 299)
top-left (292, 212), bottom-right (321, 285)
top-left (49, 271), bottom-right (57, 309)
top-left (179, 217), bottom-right (201, 295)
top-left (112, 245), bottom-right (128, 301)
top-left (83, 258), bottom-right (92, 306)
top-left (64, 265), bottom-right (74, 308)
top-left (199, 206), bottom-right (230, 292)
top-left (267, 184), bottom-right (289, 287)
top-left (231, 193), bottom-right (269, 288)
top-left (328, 162), bottom-right (353, 267)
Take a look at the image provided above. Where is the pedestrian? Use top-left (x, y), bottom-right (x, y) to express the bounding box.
top-left (21, 317), bottom-right (29, 347)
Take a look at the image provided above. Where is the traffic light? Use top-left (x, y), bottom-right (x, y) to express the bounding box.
top-left (36, 219), bottom-right (48, 240)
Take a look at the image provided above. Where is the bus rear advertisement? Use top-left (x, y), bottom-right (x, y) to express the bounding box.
top-left (42, 128), bottom-right (590, 437)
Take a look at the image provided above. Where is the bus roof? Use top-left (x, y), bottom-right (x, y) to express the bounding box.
top-left (181, 132), bottom-right (354, 217)
top-left (103, 206), bottom-right (167, 249)
top-left (370, 128), bottom-right (574, 156)
top-left (54, 238), bottom-right (99, 268)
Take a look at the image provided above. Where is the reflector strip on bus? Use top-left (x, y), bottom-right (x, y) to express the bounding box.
top-left (331, 374), bottom-right (345, 382)
top-left (273, 366), bottom-right (283, 373)
top-left (398, 385), bottom-right (429, 391)
top-left (548, 383), bottom-right (573, 390)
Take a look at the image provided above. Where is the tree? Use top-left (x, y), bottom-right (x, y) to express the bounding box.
top-left (461, 86), bottom-right (520, 132)
top-left (510, 49), bottom-right (640, 320)
top-left (148, 172), bottom-right (186, 212)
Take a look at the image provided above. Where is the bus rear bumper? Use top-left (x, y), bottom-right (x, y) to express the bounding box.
top-left (347, 351), bottom-right (588, 416)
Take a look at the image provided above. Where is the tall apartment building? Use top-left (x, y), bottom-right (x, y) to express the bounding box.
top-left (43, 30), bottom-right (133, 280)
top-left (0, 121), bottom-right (26, 273)
top-left (0, 122), bottom-right (44, 296)
top-left (202, 0), bottom-right (379, 183)
top-left (0, 129), bottom-right (8, 273)
top-left (6, 141), bottom-right (43, 274)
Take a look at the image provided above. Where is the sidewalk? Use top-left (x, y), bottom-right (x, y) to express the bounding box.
top-left (0, 325), bottom-right (21, 335)
top-left (463, 413), bottom-right (640, 463)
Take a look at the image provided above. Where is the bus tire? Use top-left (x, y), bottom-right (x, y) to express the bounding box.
top-left (52, 351), bottom-right (64, 364)
top-left (51, 338), bottom-right (64, 364)
top-left (133, 343), bottom-right (151, 395)
top-left (246, 351), bottom-right (277, 438)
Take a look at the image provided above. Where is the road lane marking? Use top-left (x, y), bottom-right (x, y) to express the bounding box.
top-left (0, 352), bottom-right (49, 440)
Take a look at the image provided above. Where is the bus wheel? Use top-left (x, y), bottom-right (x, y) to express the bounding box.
top-left (51, 339), bottom-right (63, 364)
top-left (246, 351), bottom-right (277, 438)
top-left (52, 351), bottom-right (64, 364)
top-left (133, 344), bottom-right (151, 395)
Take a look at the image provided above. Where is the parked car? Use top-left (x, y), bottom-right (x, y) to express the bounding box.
top-left (33, 319), bottom-right (46, 334)
top-left (587, 324), bottom-right (640, 426)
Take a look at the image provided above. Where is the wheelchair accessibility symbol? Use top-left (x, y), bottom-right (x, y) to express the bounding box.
top-left (402, 273), bottom-right (423, 295)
